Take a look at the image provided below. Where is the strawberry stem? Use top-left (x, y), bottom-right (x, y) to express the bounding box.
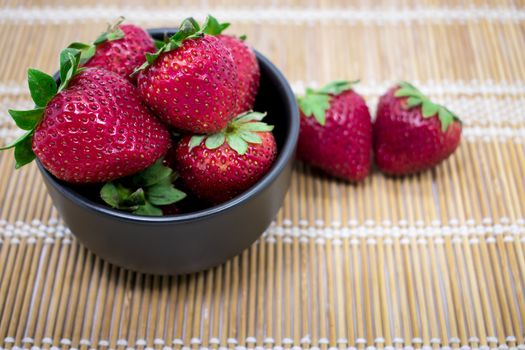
top-left (131, 16), bottom-right (216, 77)
top-left (394, 81), bottom-right (461, 132)
top-left (297, 79), bottom-right (359, 125)
top-left (67, 17), bottom-right (126, 66)
top-left (189, 111), bottom-right (273, 155)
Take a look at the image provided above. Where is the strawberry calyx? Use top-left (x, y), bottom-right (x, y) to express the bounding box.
top-left (100, 159), bottom-right (186, 216)
top-left (297, 80), bottom-right (359, 125)
top-left (394, 81), bottom-right (461, 132)
top-left (201, 15), bottom-right (249, 41)
top-left (0, 47), bottom-right (83, 168)
top-left (132, 16), bottom-right (217, 77)
top-left (201, 15), bottom-right (231, 35)
top-left (188, 111), bottom-right (274, 155)
top-left (67, 17), bottom-right (126, 66)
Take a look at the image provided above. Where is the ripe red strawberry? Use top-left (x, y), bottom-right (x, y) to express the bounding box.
top-left (69, 18), bottom-right (155, 82)
top-left (297, 80), bottom-right (372, 181)
top-left (374, 82), bottom-right (462, 175)
top-left (202, 16), bottom-right (260, 113)
top-left (218, 35), bottom-right (259, 113)
top-left (0, 48), bottom-right (170, 184)
top-left (135, 17), bottom-right (238, 134)
top-left (174, 111), bottom-right (277, 203)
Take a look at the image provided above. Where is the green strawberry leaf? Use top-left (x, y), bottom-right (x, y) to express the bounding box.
top-left (122, 188), bottom-right (146, 207)
top-left (94, 27), bottom-right (125, 45)
top-left (202, 14), bottom-right (230, 35)
top-left (0, 130), bottom-right (36, 169)
top-left (317, 80), bottom-right (359, 95)
top-left (394, 87), bottom-right (415, 98)
top-left (226, 133), bottom-right (249, 155)
top-left (101, 159), bottom-right (185, 216)
top-left (100, 182), bottom-right (120, 208)
top-left (422, 100), bottom-right (439, 117)
top-left (297, 93), bottom-right (330, 125)
top-left (154, 39), bottom-right (166, 50)
top-left (58, 48), bottom-right (82, 92)
top-left (397, 81), bottom-right (419, 91)
top-left (395, 81), bottom-right (461, 132)
top-left (14, 132), bottom-right (35, 169)
top-left (93, 16), bottom-right (126, 45)
top-left (27, 69), bottom-right (57, 107)
top-left (438, 108), bottom-right (455, 132)
top-left (239, 34), bottom-right (247, 41)
top-left (189, 135), bottom-right (205, 151)
top-left (146, 184), bottom-right (186, 206)
top-left (238, 130), bottom-right (262, 144)
top-left (132, 159), bottom-right (172, 187)
top-left (179, 17), bottom-right (201, 36)
top-left (406, 96), bottom-right (422, 108)
top-left (67, 42), bottom-right (97, 65)
top-left (199, 110), bottom-right (272, 155)
top-left (205, 132), bottom-right (226, 149)
top-left (133, 201), bottom-right (163, 216)
top-left (101, 183), bottom-right (144, 209)
top-left (8, 108), bottom-right (44, 130)
top-left (234, 111), bottom-right (267, 124)
top-left (0, 130), bottom-right (33, 150)
top-left (238, 121), bottom-right (274, 132)
top-left (297, 80), bottom-right (358, 126)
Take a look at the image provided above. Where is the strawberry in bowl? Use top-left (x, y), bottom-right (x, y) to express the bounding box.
top-left (1, 18), bottom-right (299, 274)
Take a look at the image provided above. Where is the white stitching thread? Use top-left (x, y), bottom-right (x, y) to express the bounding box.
top-left (0, 6), bottom-right (523, 24)
top-left (291, 80), bottom-right (525, 97)
top-left (2, 80), bottom-right (525, 98)
top-left (6, 125), bottom-right (523, 150)
top-left (1, 219), bottom-right (524, 243)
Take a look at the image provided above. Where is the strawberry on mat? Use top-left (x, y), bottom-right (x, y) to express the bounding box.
top-left (374, 82), bottom-right (462, 175)
top-left (297, 80), bottom-right (372, 182)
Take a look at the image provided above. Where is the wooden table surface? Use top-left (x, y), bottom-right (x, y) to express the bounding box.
top-left (0, 1), bottom-right (524, 349)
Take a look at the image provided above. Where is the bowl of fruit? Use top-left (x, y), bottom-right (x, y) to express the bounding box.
top-left (1, 16), bottom-right (299, 275)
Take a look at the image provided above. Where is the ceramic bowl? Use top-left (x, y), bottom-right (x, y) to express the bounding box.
top-left (37, 27), bottom-right (299, 275)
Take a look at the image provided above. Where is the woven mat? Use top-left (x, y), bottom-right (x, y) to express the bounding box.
top-left (1, 1), bottom-right (525, 349)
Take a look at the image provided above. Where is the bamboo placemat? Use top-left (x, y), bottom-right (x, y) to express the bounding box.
top-left (1, 1), bottom-right (525, 349)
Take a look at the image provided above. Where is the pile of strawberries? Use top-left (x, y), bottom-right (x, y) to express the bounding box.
top-left (1, 15), bottom-right (462, 217)
top-left (297, 80), bottom-right (462, 180)
top-left (1, 16), bottom-right (276, 216)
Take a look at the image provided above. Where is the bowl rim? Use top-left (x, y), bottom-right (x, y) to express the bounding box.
top-left (37, 28), bottom-right (299, 224)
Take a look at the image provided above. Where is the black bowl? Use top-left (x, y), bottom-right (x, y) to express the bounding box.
top-left (37, 28), bottom-right (299, 275)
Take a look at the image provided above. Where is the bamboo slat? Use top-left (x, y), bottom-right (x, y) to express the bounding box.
top-left (0, 1), bottom-right (524, 349)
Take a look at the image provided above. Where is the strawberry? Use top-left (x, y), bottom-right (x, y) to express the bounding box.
top-left (134, 17), bottom-right (238, 134)
top-left (69, 17), bottom-right (155, 82)
top-left (203, 16), bottom-right (260, 113)
top-left (297, 80), bottom-right (372, 181)
top-left (174, 111), bottom-right (276, 203)
top-left (0, 48), bottom-right (170, 184)
top-left (373, 82), bottom-right (462, 175)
